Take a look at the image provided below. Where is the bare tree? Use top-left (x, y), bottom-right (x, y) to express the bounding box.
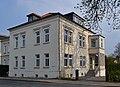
top-left (75, 0), bottom-right (120, 33)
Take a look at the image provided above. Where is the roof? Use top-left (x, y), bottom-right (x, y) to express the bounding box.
top-left (7, 12), bottom-right (95, 34)
top-left (89, 34), bottom-right (105, 38)
top-left (0, 35), bottom-right (9, 40)
top-left (27, 13), bottom-right (41, 18)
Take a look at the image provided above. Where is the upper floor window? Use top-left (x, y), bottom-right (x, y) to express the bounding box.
top-left (101, 39), bottom-right (103, 48)
top-left (78, 33), bottom-right (86, 48)
top-left (35, 31), bottom-right (40, 44)
top-left (35, 54), bottom-right (40, 67)
top-left (21, 34), bottom-right (25, 47)
top-left (64, 30), bottom-right (73, 43)
top-left (44, 53), bottom-right (49, 67)
top-left (3, 44), bottom-right (7, 54)
top-left (15, 36), bottom-right (18, 48)
top-left (83, 36), bottom-right (86, 47)
top-left (79, 33), bottom-right (82, 47)
top-left (91, 38), bottom-right (97, 48)
top-left (44, 29), bottom-right (49, 43)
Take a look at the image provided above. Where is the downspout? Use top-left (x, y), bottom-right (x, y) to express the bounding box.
top-left (58, 15), bottom-right (61, 78)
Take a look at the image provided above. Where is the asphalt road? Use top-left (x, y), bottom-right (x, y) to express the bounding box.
top-left (0, 79), bottom-right (106, 87)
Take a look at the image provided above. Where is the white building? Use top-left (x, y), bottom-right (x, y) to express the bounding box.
top-left (0, 35), bottom-right (9, 65)
top-left (8, 12), bottom-right (105, 78)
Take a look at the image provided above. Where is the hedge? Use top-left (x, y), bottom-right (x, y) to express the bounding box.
top-left (106, 63), bottom-right (120, 82)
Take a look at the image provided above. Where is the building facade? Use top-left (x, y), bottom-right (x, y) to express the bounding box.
top-left (0, 35), bottom-right (9, 65)
top-left (8, 12), bottom-right (105, 78)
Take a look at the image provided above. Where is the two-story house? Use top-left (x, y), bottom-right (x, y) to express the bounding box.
top-left (8, 12), bottom-right (105, 78)
top-left (0, 35), bottom-right (9, 65)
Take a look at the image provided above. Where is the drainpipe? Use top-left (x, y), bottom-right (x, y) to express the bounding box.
top-left (58, 15), bottom-right (61, 78)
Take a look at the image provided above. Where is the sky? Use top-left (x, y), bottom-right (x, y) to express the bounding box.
top-left (0, 0), bottom-right (120, 55)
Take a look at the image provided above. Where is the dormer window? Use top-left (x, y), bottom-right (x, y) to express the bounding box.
top-left (27, 13), bottom-right (41, 22)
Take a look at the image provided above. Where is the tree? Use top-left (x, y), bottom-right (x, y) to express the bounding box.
top-left (75, 0), bottom-right (120, 33)
top-left (114, 42), bottom-right (120, 57)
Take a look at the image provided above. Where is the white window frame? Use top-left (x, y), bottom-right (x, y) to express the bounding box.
top-left (35, 54), bottom-right (40, 67)
top-left (15, 56), bottom-right (18, 68)
top-left (91, 38), bottom-right (97, 48)
top-left (64, 29), bottom-right (73, 43)
top-left (22, 56), bottom-right (25, 68)
top-left (78, 33), bottom-right (86, 48)
top-left (44, 29), bottom-right (49, 43)
top-left (44, 53), bottom-right (49, 67)
top-left (21, 34), bottom-right (25, 48)
top-left (3, 44), bottom-right (7, 54)
top-left (15, 36), bottom-right (18, 48)
top-left (82, 36), bottom-right (86, 48)
top-left (80, 56), bottom-right (86, 67)
top-left (101, 38), bottom-right (103, 48)
top-left (64, 30), bottom-right (68, 43)
top-left (69, 55), bottom-right (73, 66)
top-left (35, 30), bottom-right (40, 44)
top-left (79, 33), bottom-right (82, 47)
top-left (64, 54), bottom-right (68, 67)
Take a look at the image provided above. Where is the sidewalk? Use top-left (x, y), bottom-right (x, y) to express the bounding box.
top-left (0, 77), bottom-right (120, 86)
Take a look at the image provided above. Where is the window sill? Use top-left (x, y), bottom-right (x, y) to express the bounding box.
top-left (43, 66), bottom-right (49, 69)
top-left (34, 43), bottom-right (40, 46)
top-left (80, 66), bottom-right (86, 68)
top-left (43, 42), bottom-right (50, 44)
top-left (64, 66), bottom-right (73, 68)
top-left (20, 47), bottom-right (25, 48)
top-left (64, 42), bottom-right (73, 45)
top-left (20, 67), bottom-right (25, 69)
top-left (34, 67), bottom-right (40, 69)
top-left (13, 67), bottom-right (18, 69)
top-left (14, 48), bottom-right (18, 50)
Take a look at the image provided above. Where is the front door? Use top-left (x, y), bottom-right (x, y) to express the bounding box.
top-left (90, 57), bottom-right (93, 70)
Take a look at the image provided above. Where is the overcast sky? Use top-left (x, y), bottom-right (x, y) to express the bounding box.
top-left (0, 0), bottom-right (120, 55)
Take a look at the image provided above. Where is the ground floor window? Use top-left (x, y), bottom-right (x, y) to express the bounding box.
top-left (64, 54), bottom-right (73, 67)
top-left (80, 56), bottom-right (86, 67)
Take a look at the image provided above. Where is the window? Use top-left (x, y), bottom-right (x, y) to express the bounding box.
top-left (22, 56), bottom-right (25, 68)
top-left (21, 35), bottom-right (25, 47)
top-left (64, 29), bottom-right (73, 43)
top-left (15, 56), bottom-right (18, 67)
top-left (79, 34), bottom-right (82, 47)
top-left (80, 56), bottom-right (86, 67)
top-left (35, 54), bottom-right (40, 67)
top-left (83, 36), bottom-right (86, 47)
top-left (44, 29), bottom-right (49, 42)
top-left (69, 55), bottom-right (73, 66)
top-left (68, 32), bottom-right (72, 43)
top-left (35, 31), bottom-right (40, 44)
top-left (64, 54), bottom-right (73, 67)
top-left (15, 36), bottom-right (18, 48)
top-left (45, 53), bottom-right (49, 66)
top-left (91, 39), bottom-right (97, 47)
top-left (64, 54), bottom-right (68, 66)
top-left (101, 39), bottom-right (103, 48)
top-left (3, 45), bottom-right (7, 54)
top-left (78, 33), bottom-right (86, 47)
top-left (7, 43), bottom-right (9, 53)
top-left (64, 30), bottom-right (68, 42)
